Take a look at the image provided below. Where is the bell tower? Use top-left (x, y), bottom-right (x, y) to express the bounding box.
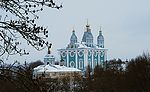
top-left (97, 27), bottom-right (104, 48)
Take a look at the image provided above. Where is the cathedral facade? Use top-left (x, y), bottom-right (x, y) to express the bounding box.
top-left (58, 23), bottom-right (107, 72)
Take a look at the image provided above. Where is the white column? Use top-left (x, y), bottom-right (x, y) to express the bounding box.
top-left (98, 50), bottom-right (100, 65)
top-left (105, 49), bottom-right (108, 62)
top-left (67, 50), bottom-right (69, 67)
top-left (100, 50), bottom-right (102, 66)
top-left (84, 49), bottom-right (88, 68)
top-left (76, 49), bottom-right (78, 69)
top-left (91, 50), bottom-right (94, 69)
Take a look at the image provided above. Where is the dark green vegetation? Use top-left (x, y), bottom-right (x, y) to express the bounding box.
top-left (0, 53), bottom-right (150, 92)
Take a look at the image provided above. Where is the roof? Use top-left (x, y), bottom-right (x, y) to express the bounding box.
top-left (58, 42), bottom-right (108, 50)
top-left (33, 64), bottom-right (81, 73)
top-left (97, 31), bottom-right (104, 40)
top-left (70, 31), bottom-right (77, 42)
top-left (82, 31), bottom-right (93, 42)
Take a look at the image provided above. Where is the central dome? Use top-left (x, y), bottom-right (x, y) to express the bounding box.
top-left (82, 31), bottom-right (93, 42)
top-left (81, 24), bottom-right (93, 47)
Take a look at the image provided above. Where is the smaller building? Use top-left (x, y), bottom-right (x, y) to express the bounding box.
top-left (44, 54), bottom-right (55, 65)
top-left (33, 64), bottom-right (81, 79)
top-left (44, 45), bottom-right (56, 65)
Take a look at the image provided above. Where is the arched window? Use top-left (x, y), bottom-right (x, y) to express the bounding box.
top-left (79, 60), bottom-right (83, 69)
top-left (88, 50), bottom-right (92, 56)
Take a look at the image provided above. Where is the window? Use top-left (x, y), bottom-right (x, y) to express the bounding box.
top-left (79, 60), bottom-right (83, 69)
top-left (70, 61), bottom-right (75, 68)
top-left (78, 50), bottom-right (83, 57)
top-left (62, 51), bottom-right (66, 57)
top-left (94, 51), bottom-right (97, 57)
top-left (70, 51), bottom-right (75, 57)
top-left (100, 51), bottom-right (104, 57)
top-left (88, 51), bottom-right (91, 56)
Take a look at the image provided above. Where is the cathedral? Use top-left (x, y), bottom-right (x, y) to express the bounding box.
top-left (58, 23), bottom-right (108, 72)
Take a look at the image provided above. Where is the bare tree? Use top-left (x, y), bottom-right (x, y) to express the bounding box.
top-left (0, 1), bottom-right (62, 91)
top-left (0, 0), bottom-right (62, 58)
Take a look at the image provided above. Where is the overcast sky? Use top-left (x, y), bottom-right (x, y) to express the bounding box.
top-left (4, 0), bottom-right (150, 63)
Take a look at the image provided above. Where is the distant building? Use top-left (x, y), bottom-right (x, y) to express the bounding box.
top-left (58, 23), bottom-right (108, 73)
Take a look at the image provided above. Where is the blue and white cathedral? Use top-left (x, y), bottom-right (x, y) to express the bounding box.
top-left (58, 23), bottom-right (108, 72)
